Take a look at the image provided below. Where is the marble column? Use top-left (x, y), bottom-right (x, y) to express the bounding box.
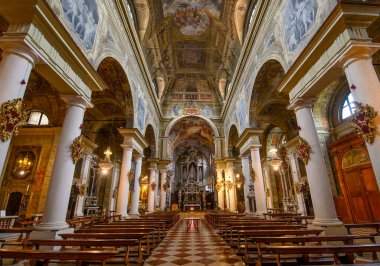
top-left (0, 44), bottom-right (38, 180)
top-left (294, 101), bottom-right (341, 226)
top-left (147, 167), bottom-right (157, 213)
top-left (250, 146), bottom-right (267, 215)
top-left (154, 170), bottom-right (160, 208)
top-left (216, 168), bottom-right (225, 210)
top-left (37, 96), bottom-right (92, 230)
top-left (342, 53), bottom-right (380, 187)
top-left (241, 156), bottom-right (252, 213)
top-left (160, 169), bottom-right (167, 210)
top-left (288, 153), bottom-right (306, 215)
top-left (129, 154), bottom-right (143, 217)
top-left (116, 145), bottom-right (133, 217)
top-left (225, 160), bottom-right (236, 212)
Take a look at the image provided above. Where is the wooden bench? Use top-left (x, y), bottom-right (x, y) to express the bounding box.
top-left (0, 227), bottom-right (34, 249)
top-left (30, 238), bottom-right (138, 264)
top-left (258, 244), bottom-right (380, 265)
top-left (0, 248), bottom-right (117, 266)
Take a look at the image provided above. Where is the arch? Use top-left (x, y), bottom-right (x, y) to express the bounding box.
top-left (164, 115), bottom-right (220, 138)
top-left (227, 124), bottom-right (239, 157)
top-left (93, 52), bottom-right (125, 71)
top-left (144, 124), bottom-right (157, 158)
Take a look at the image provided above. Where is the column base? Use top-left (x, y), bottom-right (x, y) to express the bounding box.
top-left (254, 210), bottom-right (266, 217)
top-left (30, 228), bottom-right (74, 250)
top-left (127, 212), bottom-right (140, 218)
top-left (35, 222), bottom-right (70, 231)
top-left (312, 217), bottom-right (343, 227)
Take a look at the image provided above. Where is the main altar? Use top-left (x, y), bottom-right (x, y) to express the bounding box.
top-left (182, 180), bottom-right (202, 210)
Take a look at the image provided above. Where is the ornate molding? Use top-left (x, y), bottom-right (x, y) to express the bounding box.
top-left (71, 135), bottom-right (84, 164)
top-left (0, 98), bottom-right (28, 142)
top-left (297, 137), bottom-right (311, 165)
top-left (351, 102), bottom-right (378, 143)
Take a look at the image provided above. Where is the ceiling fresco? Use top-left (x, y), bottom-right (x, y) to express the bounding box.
top-left (162, 0), bottom-right (222, 35)
top-left (132, 0), bottom-right (254, 117)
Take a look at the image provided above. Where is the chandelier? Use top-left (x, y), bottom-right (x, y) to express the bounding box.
top-left (269, 147), bottom-right (282, 171)
top-left (98, 147), bottom-right (113, 174)
top-left (17, 154), bottom-right (32, 176)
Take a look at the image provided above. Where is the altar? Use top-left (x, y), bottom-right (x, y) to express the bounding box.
top-left (181, 180), bottom-right (202, 211)
top-left (184, 203), bottom-right (201, 211)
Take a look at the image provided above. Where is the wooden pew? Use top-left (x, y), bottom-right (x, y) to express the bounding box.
top-left (60, 232), bottom-right (150, 262)
top-left (0, 228), bottom-right (34, 249)
top-left (345, 223), bottom-right (380, 236)
top-left (30, 239), bottom-right (137, 264)
top-left (258, 244), bottom-right (380, 266)
top-left (0, 248), bottom-right (117, 266)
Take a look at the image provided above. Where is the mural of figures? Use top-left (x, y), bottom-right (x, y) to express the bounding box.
top-left (61, 0), bottom-right (99, 50)
top-left (162, 0), bottom-right (222, 35)
top-left (137, 97), bottom-right (145, 130)
top-left (282, 0), bottom-right (318, 52)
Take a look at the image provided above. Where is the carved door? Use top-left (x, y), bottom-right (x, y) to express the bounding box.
top-left (343, 165), bottom-right (379, 222)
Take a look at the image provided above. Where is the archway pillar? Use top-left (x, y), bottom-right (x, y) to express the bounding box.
top-left (241, 155), bottom-right (253, 214)
top-left (341, 48), bottom-right (380, 188)
top-left (289, 99), bottom-right (341, 226)
top-left (214, 137), bottom-right (223, 160)
top-left (159, 160), bottom-right (170, 210)
top-left (74, 137), bottom-right (98, 217)
top-left (147, 158), bottom-right (160, 213)
top-left (128, 154), bottom-right (144, 217)
top-left (37, 95), bottom-right (93, 231)
top-left (215, 160), bottom-right (226, 210)
top-left (224, 158), bottom-right (237, 212)
top-left (116, 129), bottom-right (148, 218)
top-left (284, 136), bottom-right (306, 215)
top-left (236, 129), bottom-right (267, 216)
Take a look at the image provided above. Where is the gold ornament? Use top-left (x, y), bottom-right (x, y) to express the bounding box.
top-left (0, 98), bottom-right (28, 142)
top-left (128, 170), bottom-right (134, 183)
top-left (351, 102), bottom-right (378, 143)
top-left (162, 182), bottom-right (168, 191)
top-left (80, 184), bottom-right (87, 196)
top-left (151, 182), bottom-right (156, 191)
top-left (297, 137), bottom-right (311, 165)
top-left (215, 182), bottom-right (222, 191)
top-left (71, 136), bottom-right (84, 164)
top-left (294, 182), bottom-right (301, 195)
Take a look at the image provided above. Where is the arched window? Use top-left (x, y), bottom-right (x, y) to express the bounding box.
top-left (27, 111), bottom-right (49, 126)
top-left (340, 92), bottom-right (356, 120)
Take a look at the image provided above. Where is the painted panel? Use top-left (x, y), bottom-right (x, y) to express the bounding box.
top-left (282, 0), bottom-right (318, 52)
top-left (162, 0), bottom-right (222, 35)
top-left (61, 0), bottom-right (99, 50)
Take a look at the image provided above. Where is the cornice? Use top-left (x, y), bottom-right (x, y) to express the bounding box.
top-left (115, 0), bottom-right (162, 121)
top-left (221, 0), bottom-right (274, 120)
top-left (236, 128), bottom-right (263, 150)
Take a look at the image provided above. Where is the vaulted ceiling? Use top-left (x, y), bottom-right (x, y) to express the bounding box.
top-left (129, 0), bottom-right (255, 116)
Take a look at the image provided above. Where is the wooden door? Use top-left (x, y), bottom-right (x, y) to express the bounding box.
top-left (344, 166), bottom-right (374, 223)
top-left (5, 192), bottom-right (23, 216)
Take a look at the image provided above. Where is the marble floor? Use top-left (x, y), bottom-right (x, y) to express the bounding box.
top-left (144, 213), bottom-right (245, 266)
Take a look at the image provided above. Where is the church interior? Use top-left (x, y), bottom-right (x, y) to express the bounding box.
top-left (0, 0), bottom-right (380, 265)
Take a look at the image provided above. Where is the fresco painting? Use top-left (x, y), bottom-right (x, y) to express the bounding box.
top-left (177, 41), bottom-right (206, 68)
top-left (61, 0), bottom-right (99, 50)
top-left (162, 0), bottom-right (222, 35)
top-left (283, 0), bottom-right (317, 52)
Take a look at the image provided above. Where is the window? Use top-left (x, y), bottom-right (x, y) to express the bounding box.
top-left (340, 93), bottom-right (356, 120)
top-left (27, 111), bottom-right (49, 126)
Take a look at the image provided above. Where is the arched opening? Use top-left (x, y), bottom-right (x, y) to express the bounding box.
top-left (144, 124), bottom-right (156, 158)
top-left (167, 116), bottom-right (216, 211)
top-left (70, 57), bottom-right (134, 217)
top-left (227, 125), bottom-right (239, 157)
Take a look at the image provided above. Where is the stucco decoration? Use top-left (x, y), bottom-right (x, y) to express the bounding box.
top-left (282, 0), bottom-right (318, 52)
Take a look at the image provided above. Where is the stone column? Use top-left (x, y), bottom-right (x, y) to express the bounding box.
top-left (0, 44), bottom-right (38, 180)
top-left (250, 146), bottom-right (267, 215)
top-left (116, 145), bottom-right (133, 218)
top-left (160, 169), bottom-right (167, 210)
top-left (154, 170), bottom-right (160, 208)
top-left (342, 53), bottom-right (380, 187)
top-left (288, 153), bottom-right (306, 215)
top-left (37, 96), bottom-right (92, 230)
top-left (129, 154), bottom-right (143, 217)
top-left (241, 156), bottom-right (252, 213)
top-left (225, 159), bottom-right (236, 212)
top-left (216, 167), bottom-right (225, 210)
top-left (293, 100), bottom-right (341, 226)
top-left (147, 167), bottom-right (157, 213)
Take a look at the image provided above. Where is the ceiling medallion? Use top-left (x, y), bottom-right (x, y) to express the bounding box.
top-left (0, 98), bottom-right (29, 142)
top-left (71, 135), bottom-right (84, 164)
top-left (351, 102), bottom-right (378, 144)
top-left (297, 137), bottom-right (311, 165)
top-left (184, 107), bottom-right (200, 115)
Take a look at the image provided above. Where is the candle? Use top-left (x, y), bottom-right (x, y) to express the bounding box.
top-left (26, 185), bottom-right (30, 194)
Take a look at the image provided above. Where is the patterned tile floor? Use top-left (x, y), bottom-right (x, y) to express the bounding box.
top-left (144, 213), bottom-right (245, 266)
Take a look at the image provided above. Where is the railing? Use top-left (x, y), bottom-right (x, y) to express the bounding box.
top-left (0, 216), bottom-right (17, 228)
top-left (171, 92), bottom-right (213, 101)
